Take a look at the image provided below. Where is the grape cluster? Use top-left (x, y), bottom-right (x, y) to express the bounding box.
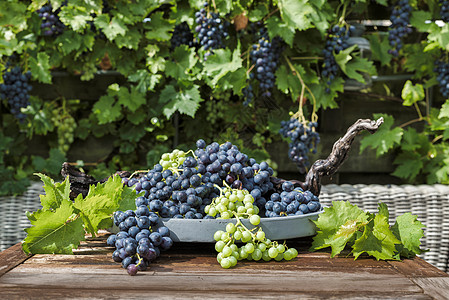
top-left (205, 186), bottom-right (259, 219)
top-left (170, 22), bottom-right (195, 50)
top-left (194, 3), bottom-right (229, 59)
top-left (250, 30), bottom-right (284, 97)
top-left (322, 25), bottom-right (354, 93)
top-left (37, 2), bottom-right (66, 36)
top-left (440, 0), bottom-right (449, 22)
top-left (124, 139), bottom-right (275, 218)
top-left (0, 65), bottom-right (32, 122)
top-left (279, 119), bottom-right (320, 174)
top-left (107, 206), bottom-right (173, 276)
top-left (434, 59), bottom-right (449, 99)
top-left (214, 215), bottom-right (298, 268)
top-left (242, 82), bottom-right (254, 106)
top-left (387, 0), bottom-right (412, 57)
top-left (51, 110), bottom-right (76, 154)
top-left (265, 181), bottom-right (321, 218)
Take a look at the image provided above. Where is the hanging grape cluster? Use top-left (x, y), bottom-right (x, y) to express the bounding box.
top-left (322, 25), bottom-right (354, 93)
top-left (36, 1), bottom-right (67, 36)
top-left (434, 58), bottom-right (449, 99)
top-left (249, 29), bottom-right (284, 98)
top-left (170, 22), bottom-right (195, 50)
top-left (0, 65), bottom-right (32, 122)
top-left (387, 0), bottom-right (412, 57)
top-left (194, 3), bottom-right (229, 59)
top-left (279, 119), bottom-right (320, 174)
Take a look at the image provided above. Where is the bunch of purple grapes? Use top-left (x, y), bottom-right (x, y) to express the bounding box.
top-left (170, 22), bottom-right (195, 50)
top-left (107, 206), bottom-right (173, 276)
top-left (387, 0), bottom-right (412, 57)
top-left (322, 25), bottom-right (354, 93)
top-left (36, 2), bottom-right (66, 36)
top-left (434, 59), bottom-right (449, 99)
top-left (440, 0), bottom-right (449, 22)
top-left (279, 118), bottom-right (320, 174)
top-left (265, 181), bottom-right (321, 218)
top-left (0, 65), bottom-right (32, 122)
top-left (249, 29), bottom-right (284, 97)
top-left (194, 2), bottom-right (229, 59)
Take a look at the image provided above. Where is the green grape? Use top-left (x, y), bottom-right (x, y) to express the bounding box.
top-left (241, 231), bottom-right (252, 243)
top-left (221, 232), bottom-right (230, 241)
top-left (214, 230), bottom-right (224, 241)
top-left (249, 215), bottom-right (260, 226)
top-left (283, 249), bottom-right (294, 261)
top-left (230, 244), bottom-right (238, 252)
top-left (222, 245), bottom-right (232, 257)
top-left (221, 211), bottom-right (232, 219)
top-left (239, 247), bottom-right (248, 259)
top-left (215, 240), bottom-right (225, 252)
top-left (262, 250), bottom-right (271, 261)
top-left (231, 251), bottom-right (240, 260)
top-left (217, 252), bottom-right (223, 263)
top-left (220, 257), bottom-right (232, 269)
top-left (274, 253), bottom-right (284, 261)
top-left (228, 255), bottom-right (238, 267)
top-left (290, 248), bottom-right (298, 258)
top-left (268, 247), bottom-right (279, 258)
top-left (234, 230), bottom-right (242, 241)
top-left (209, 207), bottom-right (217, 217)
top-left (252, 249), bottom-right (262, 261)
top-left (245, 243), bottom-right (255, 254)
top-left (158, 149), bottom-right (187, 171)
top-left (277, 244), bottom-right (286, 254)
top-left (256, 231), bottom-right (265, 241)
top-left (258, 242), bottom-right (267, 252)
top-left (226, 223), bottom-right (236, 234)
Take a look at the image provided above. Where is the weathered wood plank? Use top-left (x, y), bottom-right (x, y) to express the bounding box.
top-left (0, 288), bottom-right (432, 300)
top-left (388, 257), bottom-right (449, 278)
top-left (0, 243), bottom-right (31, 277)
top-left (412, 277), bottom-right (449, 300)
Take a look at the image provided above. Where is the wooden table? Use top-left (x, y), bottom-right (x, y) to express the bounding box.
top-left (1, 232), bottom-right (448, 299)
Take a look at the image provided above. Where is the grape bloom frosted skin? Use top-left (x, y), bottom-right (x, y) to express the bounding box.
top-left (36, 2), bottom-right (66, 36)
top-left (0, 65), bottom-right (32, 122)
top-left (387, 0), bottom-right (412, 57)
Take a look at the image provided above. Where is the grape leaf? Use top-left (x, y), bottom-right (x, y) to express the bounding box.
top-left (203, 48), bottom-right (242, 86)
top-left (117, 86), bottom-right (146, 113)
top-left (392, 152), bottom-right (423, 181)
top-left (165, 45), bottom-right (199, 80)
top-left (216, 67), bottom-right (247, 94)
top-left (92, 93), bottom-right (122, 124)
top-left (278, 0), bottom-right (313, 31)
top-left (0, 1), bottom-right (27, 31)
top-left (59, 5), bottom-right (92, 31)
top-left (128, 69), bottom-right (161, 93)
top-left (310, 201), bottom-right (370, 257)
top-left (391, 213), bottom-right (426, 258)
top-left (22, 199), bottom-right (85, 254)
top-left (367, 33), bottom-right (391, 66)
top-left (33, 173), bottom-right (70, 211)
top-left (438, 99), bottom-right (449, 119)
top-left (144, 12), bottom-right (175, 41)
top-left (115, 27), bottom-right (141, 50)
top-left (401, 80), bottom-right (425, 106)
top-left (29, 53), bottom-right (52, 84)
top-left (377, 202), bottom-right (389, 219)
top-left (266, 17), bottom-right (295, 47)
top-left (427, 23), bottom-right (449, 51)
top-left (359, 114), bottom-right (403, 157)
top-left (352, 214), bottom-right (401, 260)
top-left (94, 14), bottom-right (127, 41)
top-left (160, 84), bottom-right (203, 119)
top-left (410, 11), bottom-right (433, 33)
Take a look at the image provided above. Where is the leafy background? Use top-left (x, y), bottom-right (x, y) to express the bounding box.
top-left (1, 0), bottom-right (449, 196)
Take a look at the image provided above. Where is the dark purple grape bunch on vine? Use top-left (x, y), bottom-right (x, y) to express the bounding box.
top-left (36, 1), bottom-right (67, 36)
top-left (279, 118), bottom-right (320, 174)
top-left (322, 24), bottom-right (354, 93)
top-left (439, 0), bottom-right (449, 22)
top-left (194, 2), bottom-right (229, 60)
top-left (387, 0), bottom-right (412, 57)
top-left (0, 64), bottom-right (32, 122)
top-left (170, 22), bottom-right (195, 50)
top-left (434, 58), bottom-right (449, 99)
top-left (249, 28), bottom-right (284, 98)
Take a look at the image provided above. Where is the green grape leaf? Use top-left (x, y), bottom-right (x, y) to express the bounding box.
top-left (216, 67), bottom-right (247, 95)
top-left (401, 80), bottom-right (425, 106)
top-left (94, 14), bottom-right (127, 41)
top-left (377, 202), bottom-right (389, 219)
top-left (144, 12), bottom-right (175, 41)
top-left (266, 17), bottom-right (295, 47)
top-left (400, 127), bottom-right (431, 152)
top-left (338, 55), bottom-right (377, 83)
top-left (128, 70), bottom-right (161, 93)
top-left (410, 11), bottom-right (433, 32)
top-left (165, 45), bottom-right (199, 80)
top-left (92, 93), bottom-right (122, 124)
top-left (248, 4), bottom-right (268, 22)
top-left (427, 23), bottom-right (449, 51)
top-left (438, 100), bottom-right (449, 119)
top-left (203, 48), bottom-right (243, 86)
top-left (54, 31), bottom-right (84, 55)
top-left (392, 152), bottom-right (423, 181)
top-left (391, 213), bottom-right (426, 258)
top-left (310, 201), bottom-right (370, 257)
top-left (352, 214), bottom-right (401, 260)
top-left (117, 86), bottom-right (146, 113)
top-left (114, 27), bottom-right (141, 50)
top-left (29, 53), bottom-right (52, 84)
top-left (0, 1), bottom-right (27, 31)
top-left (22, 199), bottom-right (85, 254)
top-left (278, 0), bottom-right (313, 31)
top-left (160, 84), bottom-right (203, 119)
top-left (33, 173), bottom-right (70, 211)
top-left (59, 5), bottom-right (92, 31)
top-left (359, 114), bottom-right (403, 157)
top-left (310, 77), bottom-right (344, 109)
top-left (367, 33), bottom-right (392, 66)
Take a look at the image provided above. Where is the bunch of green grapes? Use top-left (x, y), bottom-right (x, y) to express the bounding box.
top-left (158, 149), bottom-right (187, 170)
top-left (51, 109), bottom-right (76, 154)
top-left (204, 186), bottom-right (259, 219)
top-left (213, 215), bottom-right (298, 269)
top-left (205, 90), bottom-right (232, 125)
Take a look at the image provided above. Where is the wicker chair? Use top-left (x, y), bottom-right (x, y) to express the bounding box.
top-left (1, 182), bottom-right (448, 273)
